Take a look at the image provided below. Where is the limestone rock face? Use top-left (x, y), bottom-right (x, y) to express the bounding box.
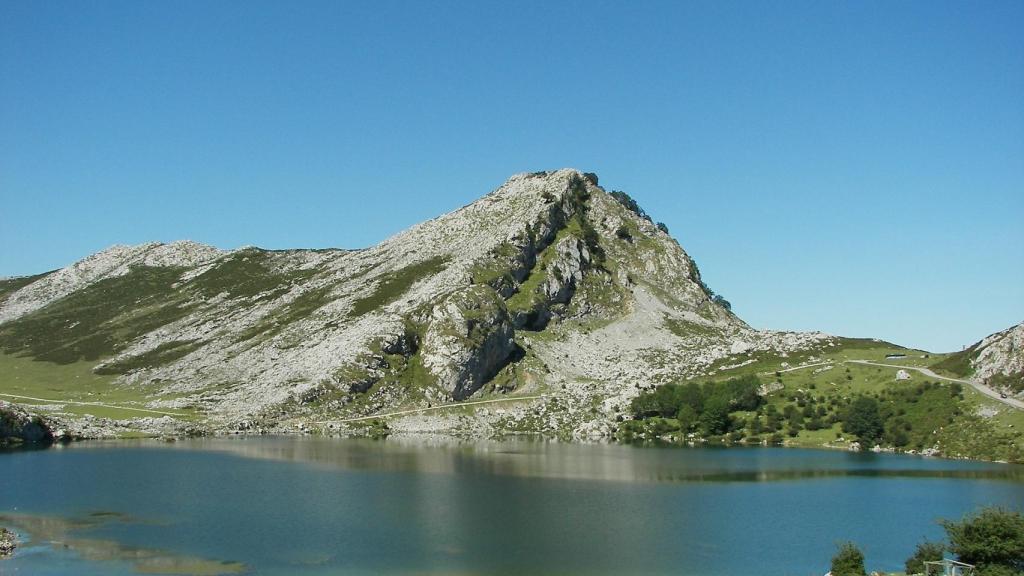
top-left (971, 322), bottom-right (1024, 387)
top-left (422, 285), bottom-right (517, 401)
top-left (546, 237), bottom-right (590, 302)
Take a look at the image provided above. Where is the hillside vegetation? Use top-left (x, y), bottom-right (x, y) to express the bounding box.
top-left (618, 338), bottom-right (1024, 462)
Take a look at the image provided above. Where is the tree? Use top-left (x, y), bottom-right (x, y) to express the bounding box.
top-left (942, 507), bottom-right (1024, 572)
top-left (676, 404), bottom-right (699, 433)
top-left (724, 374), bottom-right (762, 411)
top-left (679, 381), bottom-right (704, 413)
top-left (630, 393), bottom-right (659, 419)
top-left (905, 540), bottom-right (945, 575)
top-left (712, 294), bottom-right (732, 311)
top-left (699, 397), bottom-right (731, 436)
top-left (831, 541), bottom-right (867, 576)
top-left (842, 396), bottom-right (884, 446)
top-left (653, 385), bottom-right (684, 418)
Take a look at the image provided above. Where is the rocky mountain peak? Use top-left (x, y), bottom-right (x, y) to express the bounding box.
top-left (0, 170), bottom-right (833, 439)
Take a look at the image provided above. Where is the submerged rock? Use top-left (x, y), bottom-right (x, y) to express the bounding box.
top-left (0, 527), bottom-right (15, 558)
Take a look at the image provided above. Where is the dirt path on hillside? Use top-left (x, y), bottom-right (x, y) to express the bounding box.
top-left (309, 394), bottom-right (550, 425)
top-left (846, 360), bottom-right (1024, 410)
top-left (0, 393), bottom-right (185, 417)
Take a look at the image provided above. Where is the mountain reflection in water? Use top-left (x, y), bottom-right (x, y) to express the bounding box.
top-left (144, 436), bottom-right (1024, 484)
top-left (2, 437), bottom-right (1022, 576)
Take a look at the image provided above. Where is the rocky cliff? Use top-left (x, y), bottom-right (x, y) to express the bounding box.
top-left (0, 170), bottom-right (833, 439)
top-left (933, 322), bottom-right (1024, 395)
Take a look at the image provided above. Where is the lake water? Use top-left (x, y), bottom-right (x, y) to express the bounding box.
top-left (1, 438), bottom-right (1022, 576)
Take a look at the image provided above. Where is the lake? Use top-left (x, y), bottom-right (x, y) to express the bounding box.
top-left (1, 438), bottom-right (1022, 575)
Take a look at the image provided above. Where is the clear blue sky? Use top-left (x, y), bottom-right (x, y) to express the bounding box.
top-left (2, 1), bottom-right (1021, 352)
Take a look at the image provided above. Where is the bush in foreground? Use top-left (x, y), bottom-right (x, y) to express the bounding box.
top-left (941, 507), bottom-right (1024, 573)
top-left (831, 541), bottom-right (866, 576)
top-left (904, 540), bottom-right (944, 575)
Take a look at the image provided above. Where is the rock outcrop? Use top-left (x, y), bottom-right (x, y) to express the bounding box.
top-left (972, 322), bottom-right (1024, 381)
top-left (963, 322), bottom-right (1024, 394)
top-left (422, 285), bottom-right (518, 400)
top-left (0, 402), bottom-right (56, 444)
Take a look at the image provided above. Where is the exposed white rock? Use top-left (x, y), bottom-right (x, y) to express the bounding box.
top-left (971, 321), bottom-right (1024, 383)
top-left (0, 240), bottom-right (223, 324)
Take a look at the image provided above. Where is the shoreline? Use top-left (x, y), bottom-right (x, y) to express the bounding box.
top-left (4, 425), bottom-right (1019, 468)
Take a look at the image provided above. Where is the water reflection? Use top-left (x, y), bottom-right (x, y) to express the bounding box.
top-left (135, 436), bottom-right (1024, 485)
top-left (4, 438), bottom-right (1023, 576)
top-left (0, 512), bottom-right (245, 575)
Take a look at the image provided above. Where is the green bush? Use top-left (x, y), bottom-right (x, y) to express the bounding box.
top-left (905, 540), bottom-right (945, 575)
top-left (831, 542), bottom-right (867, 576)
top-left (608, 190), bottom-right (652, 222)
top-left (942, 507), bottom-right (1024, 572)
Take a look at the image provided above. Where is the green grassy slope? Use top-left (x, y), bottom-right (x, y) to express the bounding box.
top-left (621, 339), bottom-right (1024, 462)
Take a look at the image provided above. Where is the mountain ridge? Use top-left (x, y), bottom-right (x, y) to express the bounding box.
top-left (0, 169), bottom-right (866, 439)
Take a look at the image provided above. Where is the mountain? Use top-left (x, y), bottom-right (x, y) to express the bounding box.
top-left (932, 322), bottom-right (1024, 394)
top-left (0, 169), bottom-right (846, 439)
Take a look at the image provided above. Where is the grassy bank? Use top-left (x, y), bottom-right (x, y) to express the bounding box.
top-left (617, 339), bottom-right (1024, 462)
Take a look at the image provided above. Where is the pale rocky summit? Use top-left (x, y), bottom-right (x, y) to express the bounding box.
top-left (969, 322), bottom-right (1024, 391)
top-left (0, 240), bottom-right (223, 323)
top-left (0, 170), bottom-right (835, 438)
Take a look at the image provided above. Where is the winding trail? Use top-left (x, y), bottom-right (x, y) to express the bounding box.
top-left (0, 393), bottom-right (184, 417)
top-left (846, 360), bottom-right (1024, 410)
top-left (761, 361), bottom-right (830, 375)
top-left (310, 394), bottom-right (550, 425)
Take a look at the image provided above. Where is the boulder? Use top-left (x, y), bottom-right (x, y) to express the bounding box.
top-left (0, 402), bottom-right (55, 444)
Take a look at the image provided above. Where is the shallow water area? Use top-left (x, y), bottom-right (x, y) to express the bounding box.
top-left (1, 437), bottom-right (1022, 575)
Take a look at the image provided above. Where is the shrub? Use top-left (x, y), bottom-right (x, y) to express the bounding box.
top-left (905, 540), bottom-right (945, 575)
top-left (942, 507), bottom-right (1024, 572)
top-left (831, 541), bottom-right (867, 576)
top-left (712, 294), bottom-right (732, 311)
top-left (608, 190), bottom-right (652, 222)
